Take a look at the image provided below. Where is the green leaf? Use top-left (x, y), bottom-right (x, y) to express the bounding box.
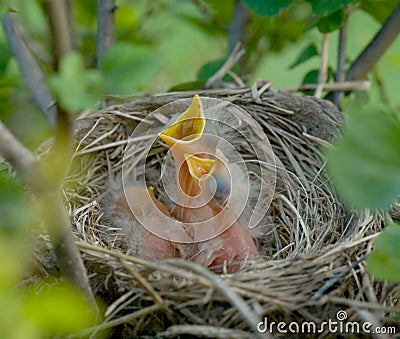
top-left (196, 58), bottom-right (238, 81)
top-left (302, 69), bottom-right (320, 85)
top-left (102, 43), bottom-right (162, 95)
top-left (328, 109), bottom-right (400, 209)
top-left (289, 43), bottom-right (318, 69)
top-left (0, 174), bottom-right (33, 287)
top-left (201, 0), bottom-right (235, 25)
top-left (0, 2), bottom-right (19, 15)
top-left (306, 0), bottom-right (354, 17)
top-left (316, 8), bottom-right (345, 33)
top-left (360, 0), bottom-right (399, 24)
top-left (197, 59), bottom-right (224, 81)
top-left (243, 0), bottom-right (293, 16)
top-left (0, 172), bottom-right (32, 236)
top-left (169, 80), bottom-right (205, 92)
top-left (367, 223), bottom-right (400, 283)
top-left (48, 53), bottom-right (103, 114)
top-left (24, 282), bottom-right (97, 334)
top-left (183, 15), bottom-right (226, 36)
top-left (0, 43), bottom-right (11, 73)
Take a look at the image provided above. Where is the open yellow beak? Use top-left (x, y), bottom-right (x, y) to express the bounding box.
top-left (185, 153), bottom-right (215, 181)
top-left (159, 94), bottom-right (205, 148)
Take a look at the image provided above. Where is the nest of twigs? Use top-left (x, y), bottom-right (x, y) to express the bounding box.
top-left (38, 86), bottom-right (399, 338)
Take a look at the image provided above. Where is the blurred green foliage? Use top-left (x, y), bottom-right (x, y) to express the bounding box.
top-left (366, 223), bottom-right (400, 283)
top-left (49, 52), bottom-right (103, 114)
top-left (102, 42), bottom-right (162, 94)
top-left (0, 170), bottom-right (97, 337)
top-left (306, 0), bottom-right (354, 17)
top-left (327, 105), bottom-right (400, 284)
top-left (1, 0), bottom-right (400, 335)
top-left (328, 108), bottom-right (400, 209)
top-left (24, 281), bottom-right (97, 335)
top-left (289, 42), bottom-right (319, 69)
top-left (316, 8), bottom-right (346, 33)
top-left (1, 0), bottom-right (399, 146)
top-left (243, 0), bottom-right (293, 16)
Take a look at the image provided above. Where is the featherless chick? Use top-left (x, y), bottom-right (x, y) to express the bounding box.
top-left (107, 95), bottom-right (259, 272)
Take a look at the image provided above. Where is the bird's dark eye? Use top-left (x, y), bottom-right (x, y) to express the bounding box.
top-left (213, 175), bottom-right (230, 201)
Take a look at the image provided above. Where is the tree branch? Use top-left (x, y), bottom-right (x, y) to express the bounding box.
top-left (284, 80), bottom-right (371, 93)
top-left (227, 0), bottom-right (249, 54)
top-left (0, 120), bottom-right (95, 305)
top-left (97, 0), bottom-right (116, 69)
top-left (314, 34), bottom-right (330, 98)
top-left (45, 0), bottom-right (74, 67)
top-left (346, 3), bottom-right (400, 81)
top-left (0, 120), bottom-right (40, 186)
top-left (332, 9), bottom-right (348, 108)
top-left (1, 13), bottom-right (57, 128)
top-left (65, 0), bottom-right (77, 50)
top-left (42, 2), bottom-right (92, 293)
top-left (205, 43), bottom-right (245, 88)
top-left (43, 193), bottom-right (96, 305)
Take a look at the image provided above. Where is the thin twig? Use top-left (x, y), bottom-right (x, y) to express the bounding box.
top-left (45, 195), bottom-right (96, 304)
top-left (164, 259), bottom-right (269, 339)
top-left (277, 194), bottom-right (311, 250)
top-left (346, 3), bottom-right (400, 81)
top-left (227, 0), bottom-right (249, 54)
top-left (332, 7), bottom-right (348, 108)
top-left (160, 325), bottom-right (254, 339)
top-left (69, 304), bottom-right (163, 338)
top-left (78, 243), bottom-right (267, 338)
top-left (74, 135), bottom-right (155, 156)
top-left (284, 80), bottom-right (371, 93)
top-left (251, 80), bottom-right (273, 104)
top-left (205, 42), bottom-right (245, 88)
top-left (65, 0), bottom-right (77, 50)
top-left (227, 70), bottom-right (246, 87)
top-left (77, 242), bottom-right (213, 286)
top-left (97, 0), bottom-right (116, 69)
top-left (311, 256), bottom-right (365, 301)
top-left (45, 0), bottom-right (74, 67)
top-left (0, 120), bottom-right (40, 187)
top-left (1, 7), bottom-right (92, 301)
top-left (1, 13), bottom-right (57, 128)
top-left (314, 34), bottom-right (330, 98)
top-left (302, 132), bottom-right (332, 149)
top-left (0, 120), bottom-right (95, 304)
top-left (104, 290), bottom-right (135, 318)
top-left (119, 259), bottom-right (166, 308)
top-left (324, 296), bottom-right (400, 314)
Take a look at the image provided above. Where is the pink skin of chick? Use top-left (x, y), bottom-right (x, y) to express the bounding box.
top-left (159, 95), bottom-right (258, 273)
top-left (184, 151), bottom-right (258, 273)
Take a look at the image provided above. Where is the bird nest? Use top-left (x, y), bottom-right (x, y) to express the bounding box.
top-left (37, 86), bottom-right (399, 337)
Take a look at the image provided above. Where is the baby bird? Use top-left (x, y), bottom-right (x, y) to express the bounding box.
top-left (108, 95), bottom-right (258, 273)
top-left (111, 185), bottom-right (180, 261)
top-left (159, 95), bottom-right (258, 272)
